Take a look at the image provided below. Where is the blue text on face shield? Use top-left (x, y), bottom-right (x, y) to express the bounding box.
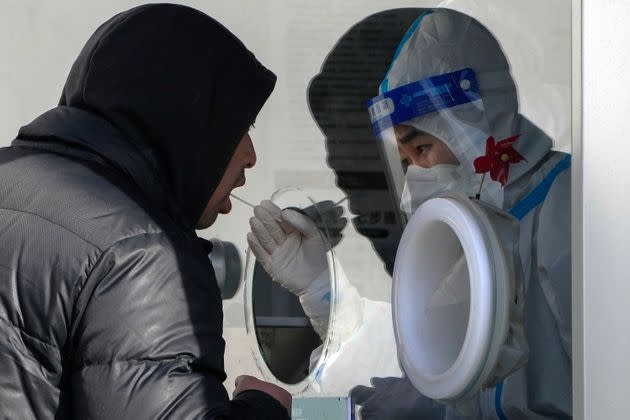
top-left (367, 68), bottom-right (481, 135)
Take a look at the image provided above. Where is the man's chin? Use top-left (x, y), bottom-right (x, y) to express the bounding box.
top-left (219, 195), bottom-right (232, 214)
top-left (196, 211), bottom-right (219, 230)
top-left (196, 195), bottom-right (234, 229)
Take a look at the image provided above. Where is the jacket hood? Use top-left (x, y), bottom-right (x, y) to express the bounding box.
top-left (24, 4), bottom-right (276, 230)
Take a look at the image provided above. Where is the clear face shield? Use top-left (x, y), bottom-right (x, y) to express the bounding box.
top-left (367, 68), bottom-right (494, 224)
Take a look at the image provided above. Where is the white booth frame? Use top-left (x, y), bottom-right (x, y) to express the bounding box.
top-left (574, 1), bottom-right (630, 418)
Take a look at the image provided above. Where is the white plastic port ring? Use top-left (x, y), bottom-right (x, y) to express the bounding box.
top-left (392, 195), bottom-right (513, 401)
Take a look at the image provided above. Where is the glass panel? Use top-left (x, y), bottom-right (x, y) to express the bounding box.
top-left (0, 1), bottom-right (572, 418)
top-left (211, 2), bottom-right (571, 417)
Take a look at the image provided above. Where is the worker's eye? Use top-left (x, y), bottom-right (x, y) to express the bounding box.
top-left (415, 144), bottom-right (430, 155)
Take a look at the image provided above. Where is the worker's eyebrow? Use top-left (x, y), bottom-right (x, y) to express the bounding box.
top-left (398, 127), bottom-right (430, 144)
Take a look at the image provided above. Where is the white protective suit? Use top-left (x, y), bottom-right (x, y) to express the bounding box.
top-left (248, 8), bottom-right (571, 418)
top-left (367, 8), bottom-right (572, 418)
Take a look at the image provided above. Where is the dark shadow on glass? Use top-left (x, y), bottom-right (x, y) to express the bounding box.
top-left (308, 8), bottom-right (427, 277)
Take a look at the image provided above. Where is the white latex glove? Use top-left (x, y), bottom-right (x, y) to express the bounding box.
top-left (247, 200), bottom-right (329, 297)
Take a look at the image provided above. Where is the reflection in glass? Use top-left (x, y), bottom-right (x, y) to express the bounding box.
top-left (252, 260), bottom-right (321, 384)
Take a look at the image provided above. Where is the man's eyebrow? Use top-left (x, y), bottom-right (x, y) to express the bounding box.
top-left (398, 127), bottom-right (429, 144)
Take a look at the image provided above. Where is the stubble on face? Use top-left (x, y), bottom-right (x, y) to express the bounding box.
top-left (196, 133), bottom-right (255, 229)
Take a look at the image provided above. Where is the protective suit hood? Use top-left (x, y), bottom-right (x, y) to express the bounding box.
top-left (42, 4), bottom-right (276, 230)
top-left (381, 8), bottom-right (551, 208)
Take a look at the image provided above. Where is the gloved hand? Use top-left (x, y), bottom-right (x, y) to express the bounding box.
top-left (350, 377), bottom-right (445, 419)
top-left (299, 200), bottom-right (347, 248)
top-left (247, 200), bottom-right (329, 296)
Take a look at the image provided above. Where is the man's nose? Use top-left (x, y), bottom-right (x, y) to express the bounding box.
top-left (243, 133), bottom-right (256, 169)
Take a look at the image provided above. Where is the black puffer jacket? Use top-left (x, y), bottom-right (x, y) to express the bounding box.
top-left (0, 4), bottom-right (285, 419)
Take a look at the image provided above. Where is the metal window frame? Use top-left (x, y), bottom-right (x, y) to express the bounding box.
top-left (574, 1), bottom-right (630, 418)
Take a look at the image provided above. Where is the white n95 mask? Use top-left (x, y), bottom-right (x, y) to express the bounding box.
top-left (400, 164), bottom-right (473, 218)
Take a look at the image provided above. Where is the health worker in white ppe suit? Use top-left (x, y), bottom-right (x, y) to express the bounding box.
top-left (249, 8), bottom-right (571, 419)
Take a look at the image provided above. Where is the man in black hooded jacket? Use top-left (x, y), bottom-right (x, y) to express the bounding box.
top-left (0, 4), bottom-right (291, 419)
